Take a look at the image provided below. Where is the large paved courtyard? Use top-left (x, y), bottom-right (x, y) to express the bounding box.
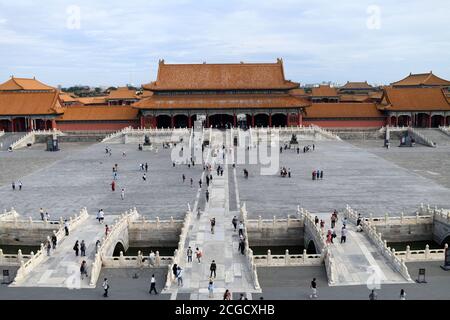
top-left (236, 140), bottom-right (450, 217)
top-left (2, 139), bottom-right (450, 219)
top-left (0, 143), bottom-right (202, 219)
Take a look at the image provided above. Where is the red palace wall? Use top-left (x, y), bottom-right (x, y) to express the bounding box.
top-left (303, 119), bottom-right (386, 128)
top-left (56, 121), bottom-right (139, 131)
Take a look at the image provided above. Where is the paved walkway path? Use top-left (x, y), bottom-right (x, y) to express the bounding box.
top-left (173, 130), bottom-right (256, 300)
top-left (11, 215), bottom-right (115, 288)
top-left (314, 212), bottom-right (409, 286)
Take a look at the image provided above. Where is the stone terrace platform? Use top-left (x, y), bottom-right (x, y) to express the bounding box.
top-left (236, 140), bottom-right (450, 217)
top-left (0, 143), bottom-right (203, 219)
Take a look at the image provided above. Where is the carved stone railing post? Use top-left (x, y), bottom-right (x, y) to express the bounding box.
top-left (400, 212), bottom-right (404, 224)
top-left (287, 215), bottom-right (290, 228)
top-left (303, 249), bottom-right (307, 264)
top-left (170, 216), bottom-right (174, 228)
top-left (425, 245), bottom-right (430, 259)
top-left (267, 250), bottom-right (271, 266)
top-left (284, 249), bottom-right (289, 265)
top-left (156, 217), bottom-right (160, 229)
top-left (258, 216), bottom-right (262, 229)
top-left (272, 216), bottom-right (276, 229)
top-left (405, 245), bottom-right (410, 260)
top-left (385, 213), bottom-right (389, 226)
top-left (156, 251), bottom-right (160, 267)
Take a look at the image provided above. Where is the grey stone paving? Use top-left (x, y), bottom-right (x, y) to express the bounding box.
top-left (236, 140), bottom-right (450, 218)
top-left (255, 261), bottom-right (450, 300)
top-left (350, 139), bottom-right (450, 189)
top-left (0, 268), bottom-right (169, 300)
top-left (0, 143), bottom-right (203, 219)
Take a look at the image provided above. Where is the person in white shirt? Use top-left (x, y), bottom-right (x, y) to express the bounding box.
top-left (238, 222), bottom-right (244, 236)
top-left (149, 274), bottom-right (157, 294)
top-left (340, 226), bottom-right (347, 243)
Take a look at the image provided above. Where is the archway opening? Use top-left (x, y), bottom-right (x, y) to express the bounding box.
top-left (272, 113), bottom-right (287, 127)
top-left (441, 235), bottom-right (450, 247)
top-left (306, 240), bottom-right (317, 254)
top-left (112, 242), bottom-right (126, 256)
top-left (208, 114), bottom-right (234, 129)
top-left (254, 113), bottom-right (269, 127)
top-left (156, 115), bottom-right (171, 128)
top-left (416, 113), bottom-right (429, 128)
top-left (390, 116), bottom-right (397, 126)
top-left (431, 115), bottom-right (444, 128)
top-left (397, 115), bottom-right (410, 127)
top-left (174, 114), bottom-right (188, 128)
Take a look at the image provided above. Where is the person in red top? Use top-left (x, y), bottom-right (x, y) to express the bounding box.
top-left (111, 181), bottom-right (115, 192)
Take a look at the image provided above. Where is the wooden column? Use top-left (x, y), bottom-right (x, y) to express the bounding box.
top-left (51, 119), bottom-right (56, 130)
top-left (233, 113), bottom-right (237, 127)
top-left (170, 115), bottom-right (175, 129)
top-left (428, 113), bottom-right (432, 128)
top-left (11, 118), bottom-right (15, 133)
top-left (188, 115), bottom-right (192, 128)
top-left (268, 113), bottom-right (272, 127)
top-left (251, 114), bottom-right (255, 127)
top-left (140, 115), bottom-right (145, 129)
top-left (298, 110), bottom-right (303, 126)
top-left (286, 113), bottom-right (289, 127)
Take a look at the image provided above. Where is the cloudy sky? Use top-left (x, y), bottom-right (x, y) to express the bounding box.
top-left (0, 0), bottom-right (449, 87)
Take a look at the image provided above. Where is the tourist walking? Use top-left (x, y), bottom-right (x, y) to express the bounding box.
top-left (312, 171), bottom-right (316, 181)
top-left (145, 163), bottom-right (148, 172)
top-left (326, 230), bottom-right (332, 245)
top-left (314, 216), bottom-right (319, 226)
top-left (356, 214), bottom-right (362, 226)
top-left (232, 216), bottom-right (238, 231)
top-left (187, 246), bottom-right (193, 263)
top-left (190, 178), bottom-right (193, 187)
top-left (223, 289), bottom-right (231, 300)
top-left (46, 240), bottom-right (51, 256)
top-left (103, 278), bottom-right (109, 297)
top-left (172, 263), bottom-right (178, 280)
top-left (18, 181), bottom-right (22, 190)
top-left (195, 247), bottom-right (202, 263)
top-left (340, 226), bottom-right (347, 243)
top-left (142, 173), bottom-right (147, 181)
top-left (121, 188), bottom-right (125, 200)
top-left (105, 225), bottom-right (110, 236)
top-left (199, 179), bottom-right (202, 188)
top-left (210, 217), bottom-right (216, 234)
top-left (331, 214), bottom-right (336, 229)
top-left (208, 280), bottom-right (214, 298)
top-left (12, 181), bottom-right (15, 191)
top-left (206, 190), bottom-right (209, 202)
top-left (111, 180), bottom-right (115, 192)
top-left (176, 266), bottom-right (183, 286)
top-left (182, 174), bottom-right (185, 183)
top-left (343, 217), bottom-right (348, 227)
top-left (95, 240), bottom-right (101, 253)
top-left (320, 170), bottom-right (323, 180)
top-left (80, 260), bottom-right (88, 280)
top-left (73, 240), bottom-right (79, 256)
top-left (288, 168), bottom-right (291, 178)
top-left (149, 274), bottom-right (158, 294)
top-left (64, 219), bottom-right (69, 235)
top-left (97, 209), bottom-right (105, 224)
top-left (399, 289), bottom-right (406, 300)
top-left (238, 221), bottom-right (244, 236)
top-left (80, 240), bottom-right (86, 256)
top-left (45, 212), bottom-right (50, 221)
top-left (310, 278), bottom-right (318, 299)
top-left (369, 289), bottom-right (377, 300)
top-left (51, 234), bottom-right (57, 249)
top-left (210, 260), bottom-right (217, 278)
top-left (239, 237), bottom-right (246, 255)
top-left (40, 208), bottom-right (45, 221)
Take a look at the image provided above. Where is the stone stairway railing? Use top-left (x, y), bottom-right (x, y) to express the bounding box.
top-left (163, 209), bottom-right (193, 290)
top-left (418, 203), bottom-right (450, 224)
top-left (90, 208), bottom-right (139, 286)
top-left (344, 206), bottom-right (412, 282)
top-left (101, 126), bottom-right (132, 142)
top-left (102, 250), bottom-right (173, 268)
top-left (394, 244), bottom-right (448, 262)
top-left (438, 125), bottom-right (450, 136)
top-left (0, 207), bottom-right (20, 221)
top-left (408, 128), bottom-right (436, 147)
top-left (246, 215), bottom-right (304, 229)
top-left (11, 208), bottom-right (89, 284)
top-left (253, 249), bottom-right (322, 267)
top-left (0, 249), bottom-right (33, 267)
top-left (240, 202), bottom-right (261, 291)
top-left (9, 129), bottom-right (63, 150)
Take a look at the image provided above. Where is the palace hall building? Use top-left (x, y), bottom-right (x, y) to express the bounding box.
top-left (0, 61), bottom-right (449, 132)
top-left (0, 77), bottom-right (63, 132)
top-left (133, 59), bottom-right (310, 128)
